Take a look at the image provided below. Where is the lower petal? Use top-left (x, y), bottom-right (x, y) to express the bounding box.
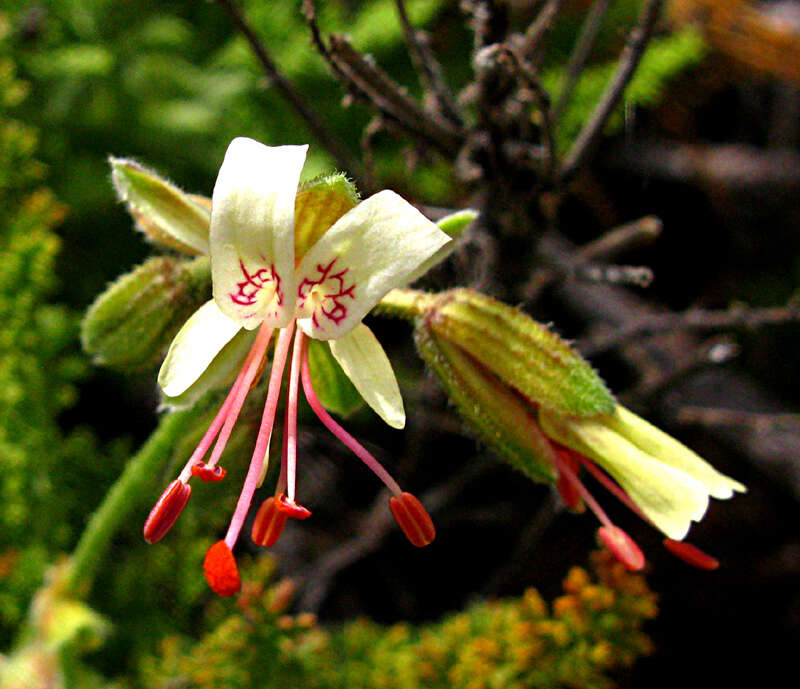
top-left (158, 300), bottom-right (242, 398)
top-left (328, 323), bottom-right (405, 429)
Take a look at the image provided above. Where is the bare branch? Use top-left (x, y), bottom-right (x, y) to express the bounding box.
top-left (303, 0), bottom-right (462, 156)
top-left (552, 0), bottom-right (612, 122)
top-left (216, 0), bottom-right (359, 178)
top-left (558, 0), bottom-right (663, 182)
top-left (394, 0), bottom-right (464, 127)
top-left (523, 215), bottom-right (662, 299)
top-left (520, 0), bottom-right (565, 60)
top-left (581, 303), bottom-right (800, 356)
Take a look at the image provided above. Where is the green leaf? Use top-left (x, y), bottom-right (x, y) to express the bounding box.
top-left (307, 339), bottom-right (364, 418)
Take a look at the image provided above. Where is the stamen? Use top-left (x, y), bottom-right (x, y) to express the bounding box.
top-left (276, 493), bottom-right (312, 519)
top-left (177, 323), bottom-right (273, 483)
top-left (597, 525), bottom-right (646, 571)
top-left (143, 479), bottom-right (191, 544)
top-left (191, 463), bottom-right (227, 482)
top-left (389, 492), bottom-right (436, 547)
top-left (204, 322), bottom-right (274, 471)
top-left (251, 496), bottom-right (288, 548)
top-left (224, 322), bottom-right (296, 550)
top-left (285, 328), bottom-right (304, 503)
top-left (251, 493), bottom-right (312, 548)
top-left (552, 449), bottom-right (615, 529)
top-left (299, 335), bottom-right (403, 496)
top-left (553, 448), bottom-right (646, 571)
top-left (553, 446), bottom-right (584, 511)
top-left (663, 539), bottom-right (720, 570)
top-left (203, 540), bottom-right (241, 597)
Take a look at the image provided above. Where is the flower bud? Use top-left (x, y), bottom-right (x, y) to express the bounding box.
top-left (81, 255), bottom-right (211, 371)
top-left (412, 289), bottom-right (615, 483)
top-left (110, 157), bottom-right (211, 255)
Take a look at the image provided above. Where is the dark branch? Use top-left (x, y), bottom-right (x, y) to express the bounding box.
top-left (552, 0), bottom-right (612, 122)
top-left (581, 303), bottom-right (800, 356)
top-left (558, 0), bottom-right (663, 182)
top-left (216, 0), bottom-right (359, 178)
top-left (394, 0), bottom-right (464, 127)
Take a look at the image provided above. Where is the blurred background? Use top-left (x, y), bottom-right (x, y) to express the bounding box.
top-left (0, 0), bottom-right (798, 687)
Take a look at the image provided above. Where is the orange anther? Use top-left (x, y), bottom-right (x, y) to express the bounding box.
top-left (389, 492), bottom-right (436, 547)
top-left (143, 480), bottom-right (191, 544)
top-left (597, 525), bottom-right (645, 571)
top-left (191, 462), bottom-right (227, 482)
top-left (203, 540), bottom-right (241, 597)
top-left (275, 493), bottom-right (312, 520)
top-left (251, 497), bottom-right (289, 548)
top-left (663, 539), bottom-right (720, 571)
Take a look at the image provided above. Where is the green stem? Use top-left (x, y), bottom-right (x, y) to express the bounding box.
top-left (64, 409), bottom-right (196, 598)
top-left (376, 288), bottom-right (439, 321)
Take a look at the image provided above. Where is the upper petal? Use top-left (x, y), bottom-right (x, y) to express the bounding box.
top-left (608, 406), bottom-right (746, 499)
top-left (158, 299), bottom-right (242, 398)
top-left (328, 323), bottom-right (405, 428)
top-left (540, 410), bottom-right (710, 540)
top-left (294, 190), bottom-right (451, 339)
top-left (210, 138), bottom-right (307, 330)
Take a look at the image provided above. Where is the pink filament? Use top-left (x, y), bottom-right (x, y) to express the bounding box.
top-left (224, 322), bottom-right (296, 549)
top-left (285, 328), bottom-right (304, 503)
top-left (551, 450), bottom-right (615, 530)
top-left (178, 323), bottom-right (273, 482)
top-left (298, 333), bottom-right (402, 496)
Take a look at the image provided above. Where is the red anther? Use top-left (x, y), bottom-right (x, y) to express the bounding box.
top-left (143, 479), bottom-right (191, 544)
top-left (389, 492), bottom-right (436, 547)
top-left (275, 493), bottom-right (312, 520)
top-left (203, 540), bottom-right (241, 597)
top-left (663, 539), bottom-right (720, 571)
top-left (251, 496), bottom-right (289, 548)
top-left (191, 462), bottom-right (227, 482)
top-left (597, 525), bottom-right (646, 571)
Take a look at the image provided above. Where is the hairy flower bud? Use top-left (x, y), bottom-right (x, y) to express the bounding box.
top-left (81, 255), bottom-right (211, 371)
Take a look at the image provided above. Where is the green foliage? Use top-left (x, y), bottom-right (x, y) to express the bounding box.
top-left (140, 550), bottom-right (656, 689)
top-left (0, 16), bottom-right (109, 642)
top-left (544, 27), bottom-right (707, 152)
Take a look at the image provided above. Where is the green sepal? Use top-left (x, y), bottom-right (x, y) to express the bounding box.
top-left (307, 338), bottom-right (364, 418)
top-left (81, 255), bottom-right (211, 371)
top-left (414, 323), bottom-right (557, 483)
top-left (294, 172), bottom-right (359, 261)
top-left (436, 208), bottom-right (478, 239)
top-left (110, 157), bottom-right (211, 255)
top-left (430, 289), bottom-right (615, 417)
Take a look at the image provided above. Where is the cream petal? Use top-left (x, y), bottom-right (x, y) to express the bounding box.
top-left (210, 138), bottom-right (307, 330)
top-left (540, 411), bottom-right (710, 540)
top-left (609, 406), bottom-right (746, 499)
top-left (328, 323), bottom-right (405, 429)
top-left (158, 300), bottom-right (242, 398)
top-left (294, 190), bottom-right (450, 340)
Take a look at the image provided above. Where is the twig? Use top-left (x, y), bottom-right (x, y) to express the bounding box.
top-left (394, 0), bottom-right (464, 127)
top-left (558, 0), bottom-right (663, 182)
top-left (520, 0), bottom-right (565, 60)
top-left (303, 0), bottom-right (462, 156)
top-left (581, 303), bottom-right (800, 356)
top-left (677, 406), bottom-right (800, 433)
top-left (552, 0), bottom-right (612, 122)
top-left (216, 0), bottom-right (360, 178)
top-left (523, 215), bottom-right (662, 299)
top-left (503, 46), bottom-right (557, 180)
top-left (604, 140), bottom-right (800, 188)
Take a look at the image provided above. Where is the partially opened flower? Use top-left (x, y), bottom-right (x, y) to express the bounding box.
top-left (402, 288), bottom-right (746, 572)
top-left (143, 138), bottom-right (452, 596)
